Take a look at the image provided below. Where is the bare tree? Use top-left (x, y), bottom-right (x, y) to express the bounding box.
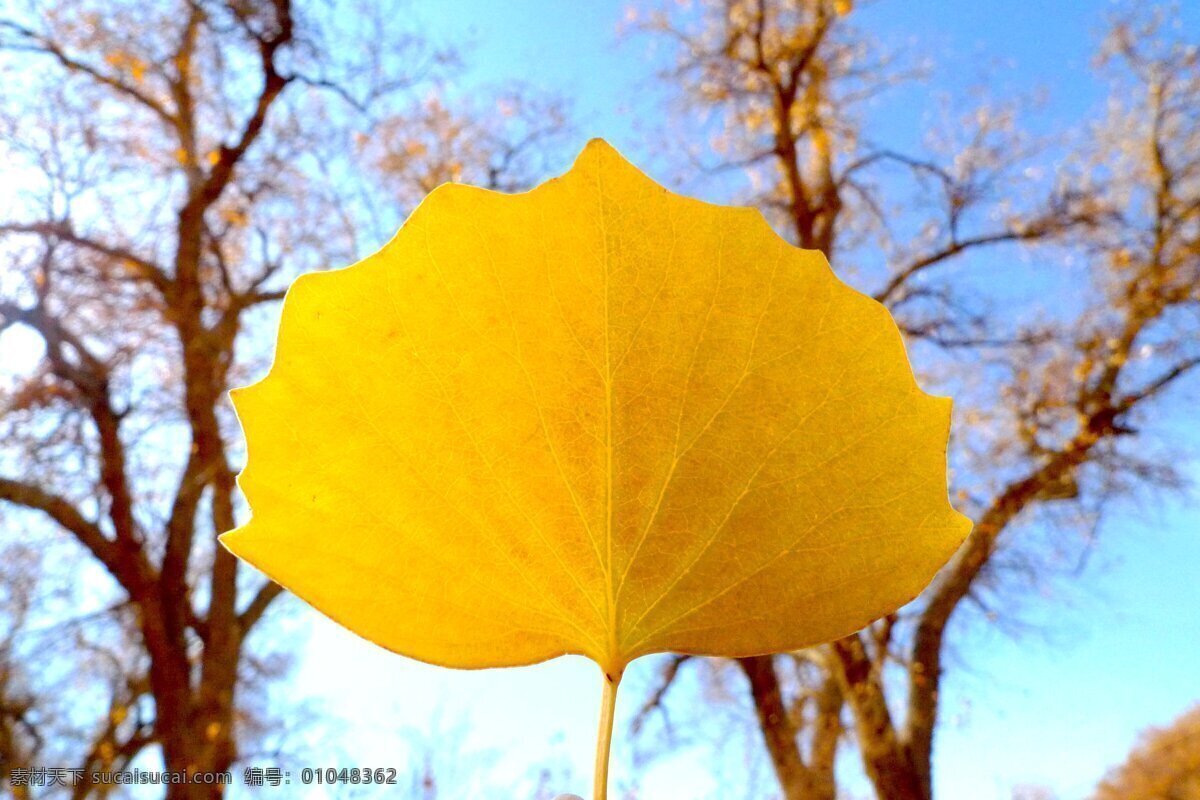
top-left (633, 3), bottom-right (1199, 798)
top-left (0, 1), bottom-right (567, 797)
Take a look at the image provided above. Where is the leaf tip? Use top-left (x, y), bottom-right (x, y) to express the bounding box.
top-left (582, 136), bottom-right (619, 156)
top-left (227, 383), bottom-right (252, 407)
top-left (216, 526), bottom-right (245, 556)
top-left (576, 137), bottom-right (640, 174)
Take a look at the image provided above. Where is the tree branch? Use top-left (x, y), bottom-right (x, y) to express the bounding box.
top-left (0, 19), bottom-right (177, 128)
top-left (238, 580), bottom-right (283, 636)
top-left (875, 230), bottom-right (1045, 305)
top-left (0, 221), bottom-right (169, 294)
top-left (0, 478), bottom-right (149, 596)
top-left (630, 655), bottom-right (690, 736)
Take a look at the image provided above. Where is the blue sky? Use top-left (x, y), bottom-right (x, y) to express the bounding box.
top-left (270, 2), bottom-right (1200, 799)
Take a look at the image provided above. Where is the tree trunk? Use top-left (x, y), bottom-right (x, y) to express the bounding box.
top-left (831, 636), bottom-right (926, 800)
top-left (739, 656), bottom-right (837, 800)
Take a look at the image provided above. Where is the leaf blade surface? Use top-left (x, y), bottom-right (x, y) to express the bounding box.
top-left (221, 139), bottom-right (971, 674)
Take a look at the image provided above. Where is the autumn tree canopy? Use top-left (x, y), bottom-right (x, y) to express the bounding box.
top-left (1094, 704), bottom-right (1200, 800)
top-left (0, 1), bottom-right (566, 796)
top-left (630, 2), bottom-right (1200, 798)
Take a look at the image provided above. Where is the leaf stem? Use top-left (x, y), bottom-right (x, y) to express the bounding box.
top-left (593, 667), bottom-right (621, 800)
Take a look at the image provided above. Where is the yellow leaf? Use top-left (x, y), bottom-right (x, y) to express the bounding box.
top-left (220, 207), bottom-right (248, 227)
top-left (220, 139), bottom-right (968, 791)
top-left (222, 136), bottom-right (968, 669)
